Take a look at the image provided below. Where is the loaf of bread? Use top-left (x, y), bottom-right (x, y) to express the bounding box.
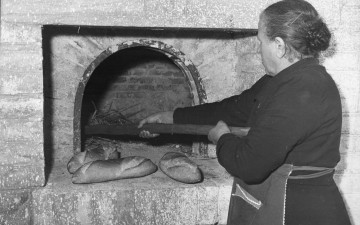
top-left (72, 156), bottom-right (158, 184)
top-left (67, 147), bottom-right (120, 174)
top-left (159, 152), bottom-right (202, 184)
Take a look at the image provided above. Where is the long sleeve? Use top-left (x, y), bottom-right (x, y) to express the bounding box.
top-left (173, 75), bottom-right (271, 127)
top-left (216, 59), bottom-right (342, 184)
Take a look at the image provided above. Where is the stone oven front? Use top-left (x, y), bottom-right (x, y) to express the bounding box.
top-left (38, 25), bottom-right (262, 224)
top-left (43, 26), bottom-right (260, 166)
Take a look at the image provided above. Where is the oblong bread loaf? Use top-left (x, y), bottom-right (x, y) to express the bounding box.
top-left (72, 156), bottom-right (157, 184)
top-left (67, 148), bottom-right (120, 174)
top-left (159, 152), bottom-right (202, 184)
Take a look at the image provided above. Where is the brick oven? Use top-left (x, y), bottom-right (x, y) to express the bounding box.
top-left (1, 0), bottom-right (360, 224)
top-left (44, 26), bottom-right (258, 164)
top-left (39, 25), bottom-right (260, 224)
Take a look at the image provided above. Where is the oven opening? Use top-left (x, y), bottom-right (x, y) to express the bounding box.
top-left (78, 44), bottom-right (207, 165)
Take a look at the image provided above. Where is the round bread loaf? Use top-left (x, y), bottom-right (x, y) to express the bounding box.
top-left (72, 156), bottom-right (158, 184)
top-left (159, 152), bottom-right (203, 184)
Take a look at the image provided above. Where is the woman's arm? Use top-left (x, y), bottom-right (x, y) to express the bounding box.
top-left (174, 75), bottom-right (270, 126)
top-left (216, 76), bottom-right (323, 184)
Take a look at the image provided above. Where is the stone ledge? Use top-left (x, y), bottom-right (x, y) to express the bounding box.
top-left (0, 189), bottom-right (32, 225)
top-left (32, 158), bottom-right (233, 225)
top-left (0, 164), bottom-right (45, 189)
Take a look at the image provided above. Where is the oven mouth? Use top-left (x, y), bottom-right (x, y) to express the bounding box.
top-left (73, 39), bottom-right (209, 161)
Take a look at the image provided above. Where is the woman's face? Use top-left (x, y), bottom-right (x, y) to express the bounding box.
top-left (257, 17), bottom-right (278, 76)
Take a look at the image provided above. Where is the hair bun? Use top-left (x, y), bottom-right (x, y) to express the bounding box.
top-left (305, 20), bottom-right (331, 52)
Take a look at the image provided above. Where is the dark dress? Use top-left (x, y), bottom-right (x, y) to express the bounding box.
top-left (173, 58), bottom-right (351, 224)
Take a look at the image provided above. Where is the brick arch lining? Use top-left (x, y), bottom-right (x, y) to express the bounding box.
top-left (73, 39), bottom-right (208, 155)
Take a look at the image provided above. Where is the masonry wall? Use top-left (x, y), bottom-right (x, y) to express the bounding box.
top-left (0, 0), bottom-right (359, 224)
top-left (84, 49), bottom-right (192, 122)
top-left (46, 30), bottom-right (260, 164)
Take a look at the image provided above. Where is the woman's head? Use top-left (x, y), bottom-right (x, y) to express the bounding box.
top-left (259, 0), bottom-right (331, 63)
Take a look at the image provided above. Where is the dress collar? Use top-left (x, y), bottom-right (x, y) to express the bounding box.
top-left (273, 57), bottom-right (320, 80)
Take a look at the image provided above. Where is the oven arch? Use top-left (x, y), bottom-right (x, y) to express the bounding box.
top-left (73, 39), bottom-right (208, 156)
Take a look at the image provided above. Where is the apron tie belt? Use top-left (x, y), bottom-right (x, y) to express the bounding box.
top-left (289, 166), bottom-right (334, 179)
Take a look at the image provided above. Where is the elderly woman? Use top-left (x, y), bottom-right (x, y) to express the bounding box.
top-left (139, 0), bottom-right (351, 224)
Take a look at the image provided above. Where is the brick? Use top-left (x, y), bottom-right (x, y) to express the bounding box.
top-left (165, 90), bottom-right (192, 104)
top-left (151, 68), bottom-right (173, 76)
top-left (217, 185), bottom-right (232, 224)
top-left (32, 185), bottom-right (211, 225)
top-left (50, 117), bottom-right (74, 160)
top-left (338, 92), bottom-right (360, 114)
top-left (344, 0), bottom-right (360, 6)
top-left (238, 53), bottom-right (263, 73)
top-left (111, 190), bottom-right (137, 224)
top-left (0, 43), bottom-right (42, 73)
top-left (339, 134), bottom-right (360, 154)
top-left (174, 187), bottom-right (198, 225)
top-left (207, 143), bottom-right (217, 158)
top-left (197, 186), bottom-right (219, 224)
top-left (0, 21), bottom-right (42, 43)
top-left (30, 158), bottom-right (233, 224)
top-left (236, 36), bottom-right (260, 55)
top-left (89, 190), bottom-right (136, 225)
top-left (0, 140), bottom-right (43, 165)
top-left (0, 0), bottom-right (346, 29)
top-left (51, 99), bottom-right (75, 120)
top-left (50, 69), bottom-right (84, 100)
top-left (32, 192), bottom-right (79, 224)
top-left (0, 119), bottom-right (43, 142)
top-left (342, 0), bottom-right (360, 6)
top-left (0, 70), bottom-right (43, 94)
top-left (338, 5), bottom-right (360, 32)
top-left (115, 91), bottom-right (149, 99)
top-left (330, 71), bottom-right (360, 113)
top-left (138, 84), bottom-right (156, 91)
top-left (180, 0), bottom-right (266, 28)
top-left (0, 189), bottom-right (32, 225)
top-left (1, 0), bottom-right (146, 26)
top-left (333, 31), bottom-right (360, 52)
top-left (104, 189), bottom-right (147, 224)
top-left (129, 77), bottom-right (154, 84)
top-left (51, 144), bottom-right (74, 165)
top-left (127, 68), bottom-right (147, 76)
top-left (51, 117), bottom-right (73, 132)
top-left (0, 164), bottom-right (44, 189)
top-left (0, 0), bottom-right (290, 28)
top-left (170, 77), bottom-right (187, 84)
top-left (342, 113), bottom-right (360, 135)
top-left (171, 70), bottom-right (185, 77)
top-left (114, 76), bottom-right (127, 83)
top-left (308, 0), bottom-right (341, 28)
top-left (324, 52), bottom-right (360, 71)
top-left (152, 189), bottom-right (180, 225)
top-left (51, 37), bottom-right (100, 71)
top-left (0, 94), bottom-right (43, 119)
top-left (336, 152), bottom-right (360, 172)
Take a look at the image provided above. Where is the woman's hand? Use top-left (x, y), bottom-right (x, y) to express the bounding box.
top-left (208, 121), bottom-right (231, 144)
top-left (138, 111), bottom-right (174, 138)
